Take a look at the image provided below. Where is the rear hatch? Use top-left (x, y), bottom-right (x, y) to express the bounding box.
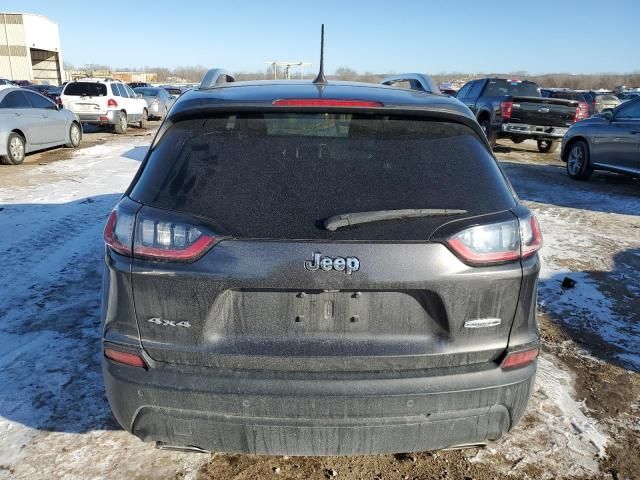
top-left (128, 112), bottom-right (522, 371)
top-left (62, 82), bottom-right (108, 114)
top-left (509, 96), bottom-right (578, 127)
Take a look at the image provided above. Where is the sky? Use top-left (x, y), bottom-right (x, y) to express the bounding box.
top-left (4, 0), bottom-right (640, 75)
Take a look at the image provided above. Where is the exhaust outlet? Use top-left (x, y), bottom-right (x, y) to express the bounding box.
top-left (155, 442), bottom-right (209, 454)
top-left (443, 442), bottom-right (487, 451)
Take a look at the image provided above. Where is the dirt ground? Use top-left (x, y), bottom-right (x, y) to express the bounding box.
top-left (0, 136), bottom-right (638, 480)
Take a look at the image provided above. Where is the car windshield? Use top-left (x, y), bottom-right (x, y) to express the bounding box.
top-left (134, 88), bottom-right (158, 96)
top-left (130, 113), bottom-right (516, 241)
top-left (64, 82), bottom-right (107, 96)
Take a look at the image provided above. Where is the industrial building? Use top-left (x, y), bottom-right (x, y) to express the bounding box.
top-left (0, 13), bottom-right (64, 85)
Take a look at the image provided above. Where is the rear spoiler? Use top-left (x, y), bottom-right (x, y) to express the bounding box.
top-left (380, 73), bottom-right (439, 94)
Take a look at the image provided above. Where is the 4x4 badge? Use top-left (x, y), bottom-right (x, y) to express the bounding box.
top-left (304, 252), bottom-right (360, 275)
top-left (147, 317), bottom-right (191, 328)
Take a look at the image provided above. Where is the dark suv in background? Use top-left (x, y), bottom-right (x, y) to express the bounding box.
top-left (101, 69), bottom-right (542, 456)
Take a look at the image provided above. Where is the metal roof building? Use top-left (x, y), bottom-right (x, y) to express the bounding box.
top-left (0, 13), bottom-right (64, 85)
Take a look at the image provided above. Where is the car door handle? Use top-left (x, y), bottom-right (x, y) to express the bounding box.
top-left (14, 112), bottom-right (21, 116)
top-left (41, 114), bottom-right (48, 118)
top-left (631, 131), bottom-right (640, 135)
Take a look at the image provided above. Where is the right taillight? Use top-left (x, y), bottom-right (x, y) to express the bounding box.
top-left (500, 101), bottom-right (513, 121)
top-left (107, 98), bottom-right (118, 107)
top-left (446, 214), bottom-right (542, 266)
top-left (104, 200), bottom-right (218, 263)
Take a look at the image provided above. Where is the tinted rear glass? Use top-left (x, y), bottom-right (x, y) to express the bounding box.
top-left (64, 82), bottom-right (107, 96)
top-left (130, 114), bottom-right (515, 240)
top-left (134, 88), bottom-right (158, 96)
top-left (483, 80), bottom-right (539, 97)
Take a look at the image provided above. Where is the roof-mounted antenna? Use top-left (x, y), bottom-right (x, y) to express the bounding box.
top-left (313, 24), bottom-right (327, 85)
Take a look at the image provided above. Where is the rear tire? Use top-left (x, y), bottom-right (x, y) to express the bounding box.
top-left (537, 139), bottom-right (559, 153)
top-left (139, 109), bottom-right (148, 129)
top-left (65, 122), bottom-right (82, 148)
top-left (2, 132), bottom-right (26, 165)
top-left (565, 140), bottom-right (593, 180)
top-left (479, 118), bottom-right (496, 148)
top-left (114, 112), bottom-right (128, 134)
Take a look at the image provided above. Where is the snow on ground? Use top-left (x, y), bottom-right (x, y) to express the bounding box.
top-left (0, 138), bottom-right (208, 479)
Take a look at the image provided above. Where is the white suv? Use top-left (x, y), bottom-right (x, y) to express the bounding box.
top-left (60, 78), bottom-right (148, 133)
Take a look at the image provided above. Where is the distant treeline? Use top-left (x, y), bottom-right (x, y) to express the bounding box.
top-left (68, 63), bottom-right (640, 89)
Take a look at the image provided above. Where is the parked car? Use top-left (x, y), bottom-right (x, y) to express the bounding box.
top-left (590, 92), bottom-right (620, 113)
top-left (456, 78), bottom-right (581, 153)
top-left (547, 90), bottom-right (594, 118)
top-left (60, 78), bottom-right (148, 134)
top-left (128, 82), bottom-right (151, 89)
top-left (133, 86), bottom-right (175, 119)
top-left (45, 85), bottom-right (63, 105)
top-left (561, 97), bottom-right (640, 180)
top-left (23, 84), bottom-right (53, 95)
top-left (160, 85), bottom-right (186, 96)
top-left (102, 68), bottom-right (542, 456)
top-left (0, 86), bottom-right (82, 165)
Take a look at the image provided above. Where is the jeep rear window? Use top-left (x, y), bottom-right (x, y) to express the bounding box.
top-left (130, 114), bottom-right (516, 240)
top-left (63, 82), bottom-right (107, 97)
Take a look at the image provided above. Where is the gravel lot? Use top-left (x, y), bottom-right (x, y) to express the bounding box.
top-left (0, 130), bottom-right (638, 480)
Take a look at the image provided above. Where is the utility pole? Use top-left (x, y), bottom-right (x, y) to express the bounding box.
top-left (264, 61), bottom-right (312, 80)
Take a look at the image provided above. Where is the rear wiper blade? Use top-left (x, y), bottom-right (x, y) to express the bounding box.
top-left (324, 209), bottom-right (468, 231)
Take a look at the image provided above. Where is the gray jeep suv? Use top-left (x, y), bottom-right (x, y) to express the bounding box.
top-left (101, 69), bottom-right (542, 456)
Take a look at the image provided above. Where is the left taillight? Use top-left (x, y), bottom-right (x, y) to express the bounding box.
top-left (104, 201), bottom-right (136, 256)
top-left (446, 214), bottom-right (542, 266)
top-left (104, 199), bottom-right (218, 263)
top-left (133, 211), bottom-right (216, 262)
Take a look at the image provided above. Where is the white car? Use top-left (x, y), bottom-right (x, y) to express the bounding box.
top-left (0, 86), bottom-right (82, 165)
top-left (60, 79), bottom-right (148, 134)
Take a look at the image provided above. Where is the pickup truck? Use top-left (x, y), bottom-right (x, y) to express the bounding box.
top-left (456, 78), bottom-right (581, 153)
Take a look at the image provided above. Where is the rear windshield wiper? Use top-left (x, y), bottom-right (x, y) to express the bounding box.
top-left (324, 209), bottom-right (468, 231)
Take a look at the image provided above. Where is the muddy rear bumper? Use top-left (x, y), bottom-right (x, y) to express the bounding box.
top-left (103, 357), bottom-right (536, 455)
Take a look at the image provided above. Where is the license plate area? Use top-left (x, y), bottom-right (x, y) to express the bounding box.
top-left (212, 289), bottom-right (446, 337)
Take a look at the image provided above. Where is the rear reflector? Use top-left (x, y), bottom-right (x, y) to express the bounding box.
top-left (501, 347), bottom-right (539, 369)
top-left (273, 99), bottom-right (383, 108)
top-left (104, 348), bottom-right (146, 368)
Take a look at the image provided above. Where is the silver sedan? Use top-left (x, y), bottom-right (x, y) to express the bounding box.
top-left (561, 97), bottom-right (640, 180)
top-left (0, 86), bottom-right (82, 165)
top-left (133, 87), bottom-right (175, 120)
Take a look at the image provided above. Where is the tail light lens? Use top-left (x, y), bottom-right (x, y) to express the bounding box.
top-left (575, 101), bottom-right (589, 122)
top-left (104, 199), bottom-right (218, 262)
top-left (500, 101), bottom-right (513, 120)
top-left (133, 213), bottom-right (216, 262)
top-left (446, 214), bottom-right (542, 266)
top-left (107, 98), bottom-right (118, 107)
top-left (501, 347), bottom-right (539, 369)
top-left (55, 96), bottom-right (62, 106)
top-left (104, 348), bottom-right (146, 368)
top-left (104, 202), bottom-right (136, 256)
top-left (151, 98), bottom-right (159, 106)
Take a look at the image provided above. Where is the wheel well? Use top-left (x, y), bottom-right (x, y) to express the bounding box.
top-left (477, 111), bottom-right (490, 123)
top-left (10, 129), bottom-right (26, 146)
top-left (562, 136), bottom-right (588, 163)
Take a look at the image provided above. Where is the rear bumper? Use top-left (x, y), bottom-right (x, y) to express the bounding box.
top-left (104, 356), bottom-right (536, 455)
top-left (75, 110), bottom-right (118, 125)
top-left (501, 123), bottom-right (568, 139)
